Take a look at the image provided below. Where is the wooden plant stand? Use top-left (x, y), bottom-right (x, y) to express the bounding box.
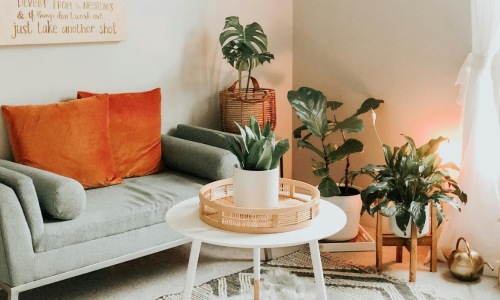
top-left (376, 203), bottom-right (438, 282)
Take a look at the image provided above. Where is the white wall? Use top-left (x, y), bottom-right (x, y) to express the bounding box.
top-left (0, 0), bottom-right (294, 176)
top-left (292, 0), bottom-right (471, 184)
top-left (293, 0), bottom-right (471, 225)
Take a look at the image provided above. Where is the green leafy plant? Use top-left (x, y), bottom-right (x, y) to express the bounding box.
top-left (219, 16), bottom-right (274, 95)
top-left (288, 87), bottom-right (384, 197)
top-left (349, 133), bottom-right (468, 235)
top-left (221, 116), bottom-right (289, 171)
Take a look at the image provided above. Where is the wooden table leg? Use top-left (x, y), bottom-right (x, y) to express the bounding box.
top-left (253, 247), bottom-right (260, 300)
top-left (309, 240), bottom-right (327, 300)
top-left (183, 240), bottom-right (202, 300)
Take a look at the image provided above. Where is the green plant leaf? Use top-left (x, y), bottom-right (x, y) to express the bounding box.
top-left (319, 176), bottom-right (340, 197)
top-left (246, 138), bottom-right (267, 170)
top-left (326, 101), bottom-right (343, 111)
top-left (312, 160), bottom-right (329, 178)
top-left (297, 139), bottom-right (324, 158)
top-left (382, 144), bottom-right (393, 166)
top-left (255, 138), bottom-right (273, 170)
top-left (270, 139), bottom-right (290, 169)
top-left (219, 134), bottom-right (245, 168)
top-left (327, 138), bottom-right (363, 163)
top-left (395, 210), bottom-right (411, 235)
top-left (361, 182), bottom-right (390, 215)
top-left (262, 121), bottom-right (271, 137)
top-left (332, 115), bottom-right (363, 133)
top-left (355, 98), bottom-right (385, 116)
top-left (417, 136), bottom-right (447, 157)
top-left (219, 16), bottom-right (274, 73)
top-left (249, 116), bottom-right (261, 139)
top-left (431, 193), bottom-right (461, 211)
top-left (410, 202), bottom-right (427, 233)
top-left (288, 87), bottom-right (329, 138)
top-left (292, 125), bottom-right (308, 138)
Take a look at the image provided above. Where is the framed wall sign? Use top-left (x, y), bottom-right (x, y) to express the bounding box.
top-left (0, 0), bottom-right (126, 45)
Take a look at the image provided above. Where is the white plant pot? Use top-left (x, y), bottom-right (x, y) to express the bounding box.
top-left (389, 205), bottom-right (430, 238)
top-left (232, 167), bottom-right (279, 208)
top-left (321, 185), bottom-right (362, 242)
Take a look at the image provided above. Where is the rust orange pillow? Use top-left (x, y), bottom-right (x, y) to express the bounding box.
top-left (77, 88), bottom-right (164, 178)
top-left (1, 95), bottom-right (122, 189)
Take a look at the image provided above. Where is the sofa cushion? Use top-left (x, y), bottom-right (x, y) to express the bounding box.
top-left (77, 88), bottom-right (164, 179)
top-left (1, 95), bottom-right (121, 189)
top-left (40, 171), bottom-right (207, 252)
top-left (162, 135), bottom-right (237, 181)
top-left (0, 160), bottom-right (87, 221)
top-left (174, 124), bottom-right (241, 150)
top-left (0, 166), bottom-right (44, 251)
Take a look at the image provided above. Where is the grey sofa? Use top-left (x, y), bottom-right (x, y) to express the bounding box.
top-left (0, 124), bottom-right (239, 300)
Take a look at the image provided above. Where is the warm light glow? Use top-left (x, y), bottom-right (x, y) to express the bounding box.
top-left (438, 139), bottom-right (462, 167)
top-left (437, 134), bottom-right (462, 180)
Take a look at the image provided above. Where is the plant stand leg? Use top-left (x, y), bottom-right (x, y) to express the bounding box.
top-left (376, 210), bottom-right (383, 272)
top-left (410, 222), bottom-right (417, 282)
top-left (396, 246), bottom-right (403, 263)
top-left (431, 203), bottom-right (438, 272)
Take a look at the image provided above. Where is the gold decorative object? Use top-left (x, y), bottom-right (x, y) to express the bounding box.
top-left (198, 178), bottom-right (319, 233)
top-left (448, 237), bottom-right (494, 281)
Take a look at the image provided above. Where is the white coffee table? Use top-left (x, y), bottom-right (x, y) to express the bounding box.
top-left (166, 197), bottom-right (346, 300)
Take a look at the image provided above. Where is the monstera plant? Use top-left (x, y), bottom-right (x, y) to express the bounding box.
top-left (219, 16), bottom-right (274, 95)
top-left (288, 87), bottom-right (384, 197)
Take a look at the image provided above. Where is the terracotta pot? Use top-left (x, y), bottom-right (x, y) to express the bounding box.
top-left (232, 167), bottom-right (279, 208)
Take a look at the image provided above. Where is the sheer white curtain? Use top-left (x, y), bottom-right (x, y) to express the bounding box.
top-left (438, 0), bottom-right (500, 276)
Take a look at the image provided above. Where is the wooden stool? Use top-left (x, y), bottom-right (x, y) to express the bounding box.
top-left (376, 203), bottom-right (438, 282)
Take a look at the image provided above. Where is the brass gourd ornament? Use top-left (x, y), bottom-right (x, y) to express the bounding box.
top-left (448, 237), bottom-right (494, 281)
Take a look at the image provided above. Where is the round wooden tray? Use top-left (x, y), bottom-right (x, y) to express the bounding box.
top-left (198, 178), bottom-right (320, 233)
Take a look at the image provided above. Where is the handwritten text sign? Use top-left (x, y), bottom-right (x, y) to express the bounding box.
top-left (0, 0), bottom-right (126, 45)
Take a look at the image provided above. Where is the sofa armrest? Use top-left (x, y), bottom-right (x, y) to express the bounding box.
top-left (0, 183), bottom-right (35, 287)
top-left (161, 135), bottom-right (238, 181)
top-left (0, 160), bottom-right (86, 220)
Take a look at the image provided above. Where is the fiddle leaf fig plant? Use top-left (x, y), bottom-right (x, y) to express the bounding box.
top-left (219, 16), bottom-right (274, 95)
top-left (348, 132), bottom-right (468, 235)
top-left (288, 87), bottom-right (384, 197)
top-left (220, 116), bottom-right (289, 171)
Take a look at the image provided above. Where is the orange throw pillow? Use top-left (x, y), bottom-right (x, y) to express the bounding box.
top-left (1, 95), bottom-right (122, 189)
top-left (77, 88), bottom-right (164, 178)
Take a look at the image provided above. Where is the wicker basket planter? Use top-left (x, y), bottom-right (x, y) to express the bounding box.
top-left (199, 178), bottom-right (320, 233)
top-left (219, 77), bottom-right (276, 133)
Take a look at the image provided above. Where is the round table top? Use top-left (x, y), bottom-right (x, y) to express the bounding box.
top-left (165, 197), bottom-right (346, 248)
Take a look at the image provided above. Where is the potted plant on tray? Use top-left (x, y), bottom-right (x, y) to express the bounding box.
top-left (288, 87), bottom-right (384, 241)
top-left (219, 16), bottom-right (276, 133)
top-left (220, 116), bottom-right (289, 208)
top-left (348, 129), bottom-right (468, 238)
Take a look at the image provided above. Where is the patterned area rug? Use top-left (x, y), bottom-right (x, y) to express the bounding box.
top-left (157, 250), bottom-right (450, 300)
